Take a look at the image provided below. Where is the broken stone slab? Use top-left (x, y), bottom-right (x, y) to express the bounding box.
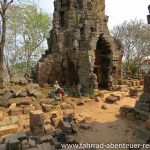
top-left (8, 97), bottom-right (32, 106)
top-left (127, 112), bottom-right (136, 121)
top-left (79, 113), bottom-right (91, 122)
top-left (76, 98), bottom-right (85, 106)
top-left (79, 123), bottom-right (92, 130)
top-left (120, 105), bottom-right (134, 113)
top-left (8, 107), bottom-right (23, 116)
top-left (28, 139), bottom-right (36, 148)
top-left (27, 83), bottom-right (40, 97)
top-left (105, 95), bottom-right (120, 104)
top-left (44, 124), bottom-right (55, 134)
top-left (63, 114), bottom-right (73, 122)
top-left (63, 109), bottom-right (75, 118)
top-left (20, 90), bottom-right (28, 97)
top-left (10, 116), bottom-right (19, 125)
top-left (61, 121), bottom-right (72, 133)
top-left (0, 90), bottom-right (13, 107)
top-left (67, 135), bottom-right (76, 144)
top-left (37, 135), bottom-right (53, 144)
top-left (2, 90), bottom-right (13, 102)
top-left (95, 96), bottom-right (102, 102)
top-left (23, 105), bottom-right (34, 114)
top-left (30, 110), bottom-right (45, 134)
top-left (33, 91), bottom-right (42, 99)
top-left (60, 102), bottom-right (73, 109)
top-left (0, 125), bottom-right (18, 137)
top-left (120, 106), bottom-right (135, 118)
top-left (51, 111), bottom-right (59, 118)
top-left (51, 117), bottom-right (62, 128)
top-left (10, 88), bottom-right (23, 98)
top-left (16, 132), bottom-right (28, 141)
top-left (10, 76), bottom-right (28, 85)
top-left (0, 116), bottom-right (19, 127)
top-left (21, 140), bottom-right (30, 150)
top-left (41, 104), bottom-right (52, 112)
top-left (40, 99), bottom-right (53, 105)
top-left (129, 87), bottom-right (138, 97)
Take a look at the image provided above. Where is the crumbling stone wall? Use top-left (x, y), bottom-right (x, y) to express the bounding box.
top-left (35, 0), bottom-right (123, 90)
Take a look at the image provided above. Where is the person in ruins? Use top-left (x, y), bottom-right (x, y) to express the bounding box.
top-left (89, 70), bottom-right (98, 89)
top-left (53, 80), bottom-right (64, 99)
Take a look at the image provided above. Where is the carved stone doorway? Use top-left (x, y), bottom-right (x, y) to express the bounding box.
top-left (94, 35), bottom-right (112, 89)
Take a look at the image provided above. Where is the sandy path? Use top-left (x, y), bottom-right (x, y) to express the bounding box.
top-left (73, 94), bottom-right (140, 150)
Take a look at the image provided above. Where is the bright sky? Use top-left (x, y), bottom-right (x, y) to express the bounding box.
top-left (36, 0), bottom-right (150, 29)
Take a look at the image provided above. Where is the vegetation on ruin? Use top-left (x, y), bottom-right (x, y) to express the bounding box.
top-left (0, 0), bottom-right (52, 84)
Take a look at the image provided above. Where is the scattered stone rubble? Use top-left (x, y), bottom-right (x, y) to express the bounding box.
top-left (0, 106), bottom-right (93, 150)
top-left (121, 75), bottom-right (150, 121)
top-left (120, 75), bottom-right (150, 146)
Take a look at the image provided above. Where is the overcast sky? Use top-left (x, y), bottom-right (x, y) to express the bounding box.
top-left (36, 0), bottom-right (150, 28)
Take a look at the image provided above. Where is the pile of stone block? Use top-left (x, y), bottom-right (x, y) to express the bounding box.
top-left (120, 75), bottom-right (150, 121)
top-left (0, 108), bottom-right (79, 150)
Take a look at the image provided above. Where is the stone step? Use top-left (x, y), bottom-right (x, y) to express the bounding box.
top-left (0, 125), bottom-right (18, 137)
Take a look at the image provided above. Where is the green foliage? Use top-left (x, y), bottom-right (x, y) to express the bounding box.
top-left (4, 3), bottom-right (52, 78)
top-left (111, 19), bottom-right (150, 79)
top-left (122, 61), bottom-right (139, 78)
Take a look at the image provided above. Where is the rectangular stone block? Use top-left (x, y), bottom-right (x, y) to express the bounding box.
top-left (30, 110), bottom-right (44, 134)
top-left (61, 121), bottom-right (72, 133)
top-left (51, 117), bottom-right (62, 128)
top-left (0, 125), bottom-right (18, 137)
top-left (8, 107), bottom-right (23, 116)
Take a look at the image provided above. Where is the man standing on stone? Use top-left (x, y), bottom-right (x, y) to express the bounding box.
top-left (54, 81), bottom-right (64, 99)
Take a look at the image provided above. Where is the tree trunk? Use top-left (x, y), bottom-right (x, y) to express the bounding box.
top-left (0, 16), bottom-right (7, 88)
top-left (0, 46), bottom-right (4, 88)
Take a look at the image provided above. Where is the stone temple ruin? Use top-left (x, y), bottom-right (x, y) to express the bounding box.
top-left (35, 0), bottom-right (123, 91)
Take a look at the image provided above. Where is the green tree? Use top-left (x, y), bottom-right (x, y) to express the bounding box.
top-left (111, 19), bottom-right (150, 78)
top-left (5, 3), bottom-right (52, 78)
top-left (0, 0), bottom-right (13, 87)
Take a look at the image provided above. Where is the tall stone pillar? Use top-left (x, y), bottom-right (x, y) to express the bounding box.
top-left (30, 110), bottom-right (45, 135)
top-left (134, 75), bottom-right (150, 120)
top-left (143, 75), bottom-right (150, 93)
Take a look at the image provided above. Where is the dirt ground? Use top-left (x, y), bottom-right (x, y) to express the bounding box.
top-left (0, 86), bottom-right (143, 150)
top-left (72, 91), bottom-right (142, 150)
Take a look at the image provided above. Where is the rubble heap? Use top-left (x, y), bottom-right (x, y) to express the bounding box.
top-left (121, 75), bottom-right (150, 121)
top-left (126, 78), bottom-right (150, 147)
top-left (35, 0), bottom-right (123, 91)
top-left (135, 75), bottom-right (150, 118)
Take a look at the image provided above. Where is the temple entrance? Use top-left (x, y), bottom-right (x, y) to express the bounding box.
top-left (94, 35), bottom-right (112, 89)
top-left (61, 58), bottom-right (79, 86)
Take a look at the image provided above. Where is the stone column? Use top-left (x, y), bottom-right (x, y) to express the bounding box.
top-left (134, 74), bottom-right (150, 119)
top-left (144, 75), bottom-right (150, 93)
top-left (30, 110), bottom-right (44, 135)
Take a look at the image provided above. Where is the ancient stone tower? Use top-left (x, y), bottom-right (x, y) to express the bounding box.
top-left (35, 0), bottom-right (123, 91)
